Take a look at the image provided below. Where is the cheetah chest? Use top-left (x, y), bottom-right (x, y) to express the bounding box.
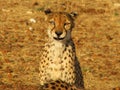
top-left (47, 42), bottom-right (65, 79)
top-left (45, 41), bottom-right (75, 81)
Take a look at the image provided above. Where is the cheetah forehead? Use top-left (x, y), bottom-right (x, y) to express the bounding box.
top-left (45, 12), bottom-right (74, 25)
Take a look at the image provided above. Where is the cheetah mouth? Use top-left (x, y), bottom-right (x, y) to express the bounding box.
top-left (53, 37), bottom-right (64, 40)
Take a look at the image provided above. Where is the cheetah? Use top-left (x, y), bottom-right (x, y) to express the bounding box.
top-left (39, 9), bottom-right (84, 89)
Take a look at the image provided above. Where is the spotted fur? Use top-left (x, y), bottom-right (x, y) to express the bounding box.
top-left (40, 80), bottom-right (82, 90)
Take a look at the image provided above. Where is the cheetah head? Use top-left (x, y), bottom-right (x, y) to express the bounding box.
top-left (44, 9), bottom-right (77, 41)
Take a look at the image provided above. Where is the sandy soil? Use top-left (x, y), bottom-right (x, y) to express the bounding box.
top-left (0, 0), bottom-right (120, 90)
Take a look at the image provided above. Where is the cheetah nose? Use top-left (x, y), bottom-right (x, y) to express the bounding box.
top-left (55, 31), bottom-right (62, 37)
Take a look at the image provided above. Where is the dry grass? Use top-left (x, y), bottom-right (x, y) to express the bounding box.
top-left (0, 0), bottom-right (120, 90)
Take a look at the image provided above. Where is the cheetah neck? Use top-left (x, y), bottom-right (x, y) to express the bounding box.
top-left (46, 38), bottom-right (74, 63)
top-left (49, 41), bottom-right (65, 61)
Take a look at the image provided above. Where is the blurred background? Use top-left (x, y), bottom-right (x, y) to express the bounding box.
top-left (0, 0), bottom-right (120, 90)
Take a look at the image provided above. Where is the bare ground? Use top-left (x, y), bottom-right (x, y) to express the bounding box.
top-left (0, 0), bottom-right (120, 90)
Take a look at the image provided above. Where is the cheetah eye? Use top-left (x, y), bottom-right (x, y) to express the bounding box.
top-left (64, 23), bottom-right (71, 30)
top-left (64, 23), bottom-right (71, 26)
top-left (49, 21), bottom-right (55, 25)
top-left (48, 20), bottom-right (55, 29)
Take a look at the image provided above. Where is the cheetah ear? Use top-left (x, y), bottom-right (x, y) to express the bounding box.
top-left (70, 12), bottom-right (78, 19)
top-left (44, 9), bottom-right (52, 21)
top-left (44, 9), bottom-right (52, 15)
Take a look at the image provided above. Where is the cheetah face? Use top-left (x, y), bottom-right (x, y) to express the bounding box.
top-left (45, 10), bottom-right (76, 41)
